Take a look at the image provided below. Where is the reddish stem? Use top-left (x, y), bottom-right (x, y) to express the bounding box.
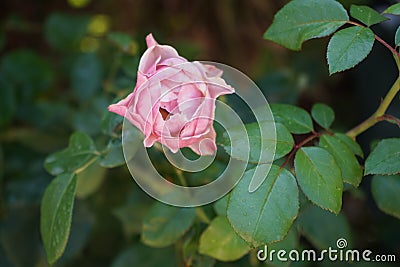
top-left (280, 132), bottom-right (321, 169)
top-left (347, 21), bottom-right (400, 61)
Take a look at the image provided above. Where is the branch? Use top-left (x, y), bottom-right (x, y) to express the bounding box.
top-left (345, 22), bottom-right (400, 138)
top-left (347, 74), bottom-right (400, 138)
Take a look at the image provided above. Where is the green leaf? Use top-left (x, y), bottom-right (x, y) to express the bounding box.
top-left (334, 133), bottom-right (364, 158)
top-left (111, 244), bottom-right (177, 267)
top-left (1, 205), bottom-right (42, 266)
top-left (141, 202), bottom-right (195, 247)
top-left (75, 160), bottom-right (106, 198)
top-left (41, 173), bottom-right (77, 265)
top-left (213, 194), bottom-right (229, 216)
top-left (0, 50), bottom-right (53, 99)
top-left (274, 123), bottom-right (295, 160)
top-left (113, 191), bottom-right (152, 238)
top-left (297, 205), bottom-right (352, 249)
top-left (395, 25), bottom-right (400, 47)
top-left (182, 231), bottom-right (215, 267)
top-left (72, 108), bottom-right (100, 135)
top-left (71, 53), bottom-right (102, 101)
top-left (350, 5), bottom-right (388, 27)
top-left (0, 75), bottom-right (16, 127)
top-left (383, 3), bottom-right (400, 15)
top-left (107, 32), bottom-right (137, 55)
top-left (319, 134), bottom-right (363, 187)
top-left (44, 13), bottom-right (89, 51)
top-left (120, 54), bottom-right (139, 79)
top-left (101, 110), bottom-right (123, 136)
top-left (371, 175), bottom-right (400, 219)
top-left (311, 103), bottom-right (335, 129)
top-left (294, 147), bottom-right (343, 213)
top-left (365, 138), bottom-right (400, 175)
top-left (199, 217), bottom-right (250, 261)
top-left (271, 104), bottom-right (313, 134)
top-left (100, 125), bottom-right (140, 168)
top-left (327, 26), bottom-right (375, 74)
top-left (220, 121), bottom-right (276, 164)
top-left (99, 138), bottom-right (125, 168)
top-left (227, 165), bottom-right (299, 247)
top-left (44, 132), bottom-right (97, 176)
top-left (0, 31), bottom-right (5, 51)
top-left (264, 228), bottom-right (298, 267)
top-left (264, 0), bottom-right (348, 50)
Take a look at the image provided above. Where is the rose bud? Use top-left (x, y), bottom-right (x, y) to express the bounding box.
top-left (108, 34), bottom-right (234, 156)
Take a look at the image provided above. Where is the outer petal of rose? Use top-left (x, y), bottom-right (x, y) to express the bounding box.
top-left (146, 34), bottom-right (158, 47)
top-left (188, 127), bottom-right (217, 156)
top-left (139, 44), bottom-right (186, 77)
top-left (143, 132), bottom-right (158, 148)
top-left (202, 64), bottom-right (223, 77)
top-left (197, 63), bottom-right (235, 98)
top-left (107, 95), bottom-right (132, 117)
top-left (108, 92), bottom-right (145, 131)
top-left (206, 81), bottom-right (234, 99)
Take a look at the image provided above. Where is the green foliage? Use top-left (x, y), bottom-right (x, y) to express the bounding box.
top-left (141, 202), bottom-right (196, 247)
top-left (271, 104), bottom-right (314, 134)
top-left (111, 244), bottom-right (177, 267)
top-left (0, 49), bottom-right (53, 101)
top-left (44, 13), bottom-right (90, 51)
top-left (297, 205), bottom-right (352, 249)
top-left (220, 121), bottom-right (292, 163)
top-left (350, 5), bottom-right (388, 26)
top-left (44, 132), bottom-right (97, 176)
top-left (198, 217), bottom-right (250, 261)
top-left (99, 138), bottom-right (126, 167)
top-left (182, 230), bottom-right (216, 267)
top-left (327, 26), bottom-right (375, 74)
top-left (264, 228), bottom-right (298, 267)
top-left (383, 3), bottom-right (400, 15)
top-left (311, 103), bottom-right (335, 129)
top-left (274, 123), bottom-right (295, 160)
top-left (71, 53), bottom-right (102, 101)
top-left (319, 134), bottom-right (363, 186)
top-left (75, 160), bottom-right (106, 198)
top-left (2, 1), bottom-right (399, 266)
top-left (395, 26), bottom-right (400, 47)
top-left (294, 147), bottom-right (343, 213)
top-left (107, 32), bottom-right (138, 55)
top-left (227, 165), bottom-right (298, 247)
top-left (371, 175), bottom-right (400, 219)
top-left (264, 0), bottom-right (348, 50)
top-left (334, 133), bottom-right (364, 158)
top-left (40, 173), bottom-right (77, 265)
top-left (220, 121), bottom-right (275, 163)
top-left (364, 138), bottom-right (400, 175)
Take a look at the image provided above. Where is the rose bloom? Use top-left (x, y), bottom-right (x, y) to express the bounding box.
top-left (108, 34), bottom-right (234, 155)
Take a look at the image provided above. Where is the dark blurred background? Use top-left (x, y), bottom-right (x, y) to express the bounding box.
top-left (0, 0), bottom-right (399, 266)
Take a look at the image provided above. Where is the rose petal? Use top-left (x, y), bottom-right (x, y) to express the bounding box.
top-left (146, 33), bottom-right (158, 47)
top-left (139, 39), bottom-right (186, 77)
top-left (188, 127), bottom-right (217, 156)
top-left (202, 64), bottom-right (223, 77)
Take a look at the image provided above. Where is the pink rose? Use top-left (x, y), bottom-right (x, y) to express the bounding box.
top-left (108, 34), bottom-right (234, 155)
